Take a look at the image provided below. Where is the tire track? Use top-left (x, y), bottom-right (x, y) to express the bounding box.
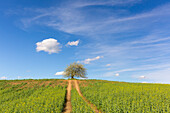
top-left (74, 80), bottom-right (102, 113)
top-left (63, 80), bottom-right (72, 113)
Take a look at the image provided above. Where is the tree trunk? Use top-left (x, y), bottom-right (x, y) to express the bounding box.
top-left (71, 75), bottom-right (74, 79)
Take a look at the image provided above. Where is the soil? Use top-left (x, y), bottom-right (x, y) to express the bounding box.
top-left (63, 80), bottom-right (72, 113)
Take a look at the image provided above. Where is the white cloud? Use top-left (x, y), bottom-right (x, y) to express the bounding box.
top-left (0, 76), bottom-right (7, 80)
top-left (103, 72), bottom-right (119, 77)
top-left (79, 56), bottom-right (104, 64)
top-left (113, 64), bottom-right (170, 73)
top-left (106, 64), bottom-right (111, 66)
top-left (131, 37), bottom-right (170, 45)
top-left (19, 2), bottom-right (170, 36)
top-left (72, 0), bottom-right (140, 8)
top-left (66, 40), bottom-right (79, 46)
top-left (17, 0), bottom-right (143, 35)
top-left (36, 38), bottom-right (61, 54)
top-left (115, 73), bottom-right (120, 76)
top-left (139, 76), bottom-right (146, 79)
top-left (55, 71), bottom-right (64, 75)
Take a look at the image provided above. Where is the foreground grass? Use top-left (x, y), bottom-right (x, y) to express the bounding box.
top-left (0, 79), bottom-right (67, 113)
top-left (71, 88), bottom-right (94, 113)
top-left (79, 80), bottom-right (170, 113)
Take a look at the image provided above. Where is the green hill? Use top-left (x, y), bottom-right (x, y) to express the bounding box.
top-left (0, 79), bottom-right (169, 113)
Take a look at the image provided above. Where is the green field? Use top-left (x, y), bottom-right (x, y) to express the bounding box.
top-left (71, 88), bottom-right (94, 113)
top-left (0, 79), bottom-right (169, 113)
top-left (0, 79), bottom-right (67, 113)
top-left (79, 80), bottom-right (170, 113)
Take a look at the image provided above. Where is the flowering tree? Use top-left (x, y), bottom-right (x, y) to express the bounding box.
top-left (64, 62), bottom-right (86, 79)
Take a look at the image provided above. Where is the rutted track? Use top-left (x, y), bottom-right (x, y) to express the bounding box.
top-left (74, 80), bottom-right (102, 113)
top-left (63, 80), bottom-right (72, 113)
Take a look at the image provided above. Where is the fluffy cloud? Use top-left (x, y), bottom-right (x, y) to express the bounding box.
top-left (36, 38), bottom-right (61, 54)
top-left (115, 73), bottom-right (120, 76)
top-left (0, 76), bottom-right (7, 80)
top-left (55, 71), bottom-right (65, 75)
top-left (66, 40), bottom-right (79, 46)
top-left (78, 56), bottom-right (104, 64)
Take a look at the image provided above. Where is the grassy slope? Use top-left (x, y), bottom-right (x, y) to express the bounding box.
top-left (79, 80), bottom-right (170, 113)
top-left (0, 79), bottom-right (170, 113)
top-left (0, 79), bottom-right (68, 113)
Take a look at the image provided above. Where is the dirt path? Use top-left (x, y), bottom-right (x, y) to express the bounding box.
top-left (74, 80), bottom-right (101, 113)
top-left (63, 80), bottom-right (72, 113)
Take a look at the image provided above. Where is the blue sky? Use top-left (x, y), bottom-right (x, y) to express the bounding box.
top-left (0, 0), bottom-right (170, 83)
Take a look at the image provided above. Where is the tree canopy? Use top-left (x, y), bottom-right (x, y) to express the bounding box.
top-left (64, 62), bottom-right (86, 79)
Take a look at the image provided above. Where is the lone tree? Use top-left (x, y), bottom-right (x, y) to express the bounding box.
top-left (64, 62), bottom-right (86, 79)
